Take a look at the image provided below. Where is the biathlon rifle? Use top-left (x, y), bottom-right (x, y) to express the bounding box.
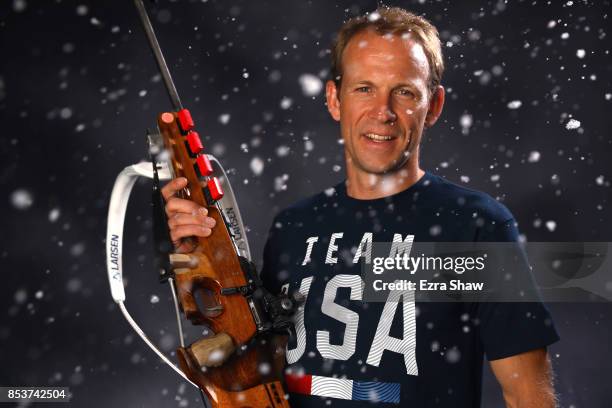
top-left (105, 1), bottom-right (301, 406)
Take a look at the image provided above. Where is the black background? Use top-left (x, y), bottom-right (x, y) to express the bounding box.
top-left (1, 0), bottom-right (611, 406)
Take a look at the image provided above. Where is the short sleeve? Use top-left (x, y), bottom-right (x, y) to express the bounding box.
top-left (475, 217), bottom-right (560, 360)
top-left (477, 301), bottom-right (559, 361)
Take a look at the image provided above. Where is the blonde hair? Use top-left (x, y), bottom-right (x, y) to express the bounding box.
top-left (330, 6), bottom-right (445, 95)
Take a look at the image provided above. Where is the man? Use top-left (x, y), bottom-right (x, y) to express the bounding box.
top-left (162, 7), bottom-right (559, 407)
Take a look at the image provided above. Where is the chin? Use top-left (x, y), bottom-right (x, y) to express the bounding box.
top-left (358, 162), bottom-right (398, 175)
top-left (358, 154), bottom-right (409, 174)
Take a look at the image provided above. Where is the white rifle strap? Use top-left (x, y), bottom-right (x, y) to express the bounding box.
top-left (105, 157), bottom-right (251, 387)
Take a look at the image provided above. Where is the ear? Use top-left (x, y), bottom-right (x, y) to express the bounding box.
top-left (424, 85), bottom-right (445, 128)
top-left (326, 80), bottom-right (341, 122)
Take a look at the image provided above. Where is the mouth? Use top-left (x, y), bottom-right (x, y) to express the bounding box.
top-left (362, 132), bottom-right (398, 142)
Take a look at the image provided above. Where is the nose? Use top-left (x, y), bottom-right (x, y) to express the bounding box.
top-left (369, 93), bottom-right (397, 124)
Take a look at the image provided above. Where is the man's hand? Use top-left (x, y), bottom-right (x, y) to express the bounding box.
top-left (490, 348), bottom-right (557, 408)
top-left (161, 177), bottom-right (216, 253)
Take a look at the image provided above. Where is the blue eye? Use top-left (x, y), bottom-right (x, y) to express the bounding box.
top-left (356, 86), bottom-right (371, 93)
top-left (396, 88), bottom-right (414, 97)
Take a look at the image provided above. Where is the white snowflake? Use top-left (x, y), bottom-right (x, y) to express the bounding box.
top-left (298, 74), bottom-right (323, 97)
top-left (10, 189), bottom-right (34, 210)
top-left (565, 118), bottom-right (581, 130)
top-left (218, 113), bottom-right (231, 125)
top-left (250, 157), bottom-right (264, 176)
top-left (527, 151), bottom-right (541, 163)
top-left (13, 0), bottom-right (26, 12)
top-left (507, 100), bottom-right (522, 109)
top-left (276, 145), bottom-right (290, 157)
top-left (367, 11), bottom-right (381, 22)
top-left (274, 174), bottom-right (289, 191)
top-left (280, 97), bottom-right (293, 110)
top-left (49, 208), bottom-right (61, 222)
top-left (76, 4), bottom-right (88, 16)
top-left (460, 113), bottom-right (473, 134)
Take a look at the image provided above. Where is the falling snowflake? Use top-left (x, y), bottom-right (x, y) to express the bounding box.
top-left (276, 145), bottom-right (290, 157)
top-left (429, 225), bottom-right (442, 236)
top-left (70, 243), bottom-right (85, 257)
top-left (445, 348), bottom-right (461, 363)
top-left (76, 4), bottom-right (88, 15)
top-left (13, 0), bottom-right (26, 12)
top-left (368, 11), bottom-right (381, 22)
top-left (250, 157), bottom-right (264, 176)
top-left (565, 118), bottom-right (581, 130)
top-left (14, 288), bottom-right (27, 304)
top-left (258, 362), bottom-right (271, 375)
top-left (280, 97), bottom-right (293, 110)
top-left (527, 151), bottom-right (541, 163)
top-left (10, 189), bottom-right (34, 210)
top-left (507, 100), bottom-right (522, 109)
top-left (460, 113), bottom-right (473, 134)
top-left (59, 107), bottom-right (73, 119)
top-left (298, 74), bottom-right (323, 97)
top-left (274, 174), bottom-right (289, 191)
top-left (48, 208), bottom-right (61, 222)
top-left (219, 113), bottom-right (231, 124)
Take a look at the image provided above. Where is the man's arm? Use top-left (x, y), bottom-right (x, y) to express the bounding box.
top-left (489, 348), bottom-right (557, 408)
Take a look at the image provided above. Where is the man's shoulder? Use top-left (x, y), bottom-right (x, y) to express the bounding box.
top-left (272, 185), bottom-right (341, 225)
top-left (423, 172), bottom-right (515, 223)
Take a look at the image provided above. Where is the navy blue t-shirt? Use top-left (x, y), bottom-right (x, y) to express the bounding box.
top-left (261, 172), bottom-right (559, 407)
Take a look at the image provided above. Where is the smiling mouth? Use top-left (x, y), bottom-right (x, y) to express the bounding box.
top-left (363, 133), bottom-right (397, 142)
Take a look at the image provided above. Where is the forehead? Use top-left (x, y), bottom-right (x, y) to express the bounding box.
top-left (341, 29), bottom-right (430, 85)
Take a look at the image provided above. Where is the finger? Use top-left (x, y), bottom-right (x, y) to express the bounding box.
top-left (173, 237), bottom-right (197, 254)
top-left (165, 198), bottom-right (206, 218)
top-left (167, 213), bottom-right (216, 230)
top-left (161, 177), bottom-right (188, 201)
top-left (169, 224), bottom-right (213, 242)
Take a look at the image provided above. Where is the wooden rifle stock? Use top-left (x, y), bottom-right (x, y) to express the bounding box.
top-left (157, 113), bottom-right (290, 407)
top-left (130, 0), bottom-right (294, 405)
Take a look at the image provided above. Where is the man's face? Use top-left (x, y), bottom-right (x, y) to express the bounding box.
top-left (326, 29), bottom-right (443, 175)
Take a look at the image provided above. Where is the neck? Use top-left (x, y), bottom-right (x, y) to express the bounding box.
top-left (345, 157), bottom-right (425, 200)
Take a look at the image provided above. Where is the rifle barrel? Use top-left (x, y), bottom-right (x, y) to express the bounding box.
top-left (133, 0), bottom-right (183, 111)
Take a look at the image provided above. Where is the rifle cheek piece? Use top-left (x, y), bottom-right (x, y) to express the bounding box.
top-left (188, 332), bottom-right (236, 368)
